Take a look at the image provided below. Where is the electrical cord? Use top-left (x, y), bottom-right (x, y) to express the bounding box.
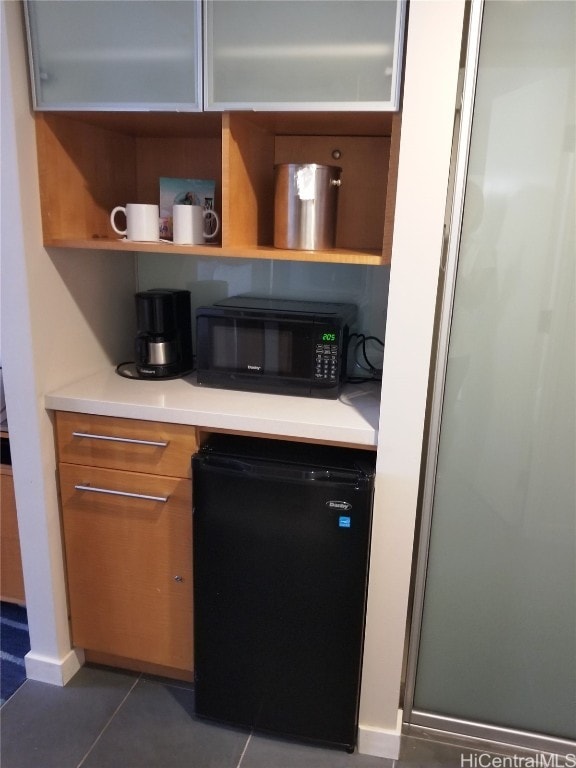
top-left (345, 333), bottom-right (384, 384)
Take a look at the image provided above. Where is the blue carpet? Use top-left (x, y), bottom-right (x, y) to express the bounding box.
top-left (0, 601), bottom-right (30, 704)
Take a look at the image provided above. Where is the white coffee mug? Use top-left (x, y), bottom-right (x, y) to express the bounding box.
top-left (110, 203), bottom-right (160, 242)
top-left (172, 205), bottom-right (220, 245)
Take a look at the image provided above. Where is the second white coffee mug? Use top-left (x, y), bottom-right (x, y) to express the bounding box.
top-left (110, 203), bottom-right (160, 242)
top-left (173, 205), bottom-right (220, 245)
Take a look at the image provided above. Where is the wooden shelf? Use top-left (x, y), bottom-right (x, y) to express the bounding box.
top-left (35, 110), bottom-right (400, 266)
top-left (48, 110), bottom-right (393, 139)
top-left (44, 238), bottom-right (387, 265)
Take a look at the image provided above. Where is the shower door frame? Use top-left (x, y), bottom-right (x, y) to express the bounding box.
top-left (402, 0), bottom-right (576, 757)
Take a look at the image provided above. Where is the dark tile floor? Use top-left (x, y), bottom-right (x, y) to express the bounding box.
top-left (0, 664), bottom-right (508, 768)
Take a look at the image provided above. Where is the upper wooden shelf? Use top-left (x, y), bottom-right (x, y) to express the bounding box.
top-left (49, 110), bottom-right (395, 138)
top-left (34, 110), bottom-right (400, 266)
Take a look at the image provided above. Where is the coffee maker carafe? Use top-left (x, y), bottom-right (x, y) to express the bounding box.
top-left (135, 289), bottom-right (193, 379)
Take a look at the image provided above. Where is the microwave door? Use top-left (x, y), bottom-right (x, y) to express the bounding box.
top-left (211, 319), bottom-right (266, 374)
top-left (198, 314), bottom-right (315, 393)
top-left (214, 318), bottom-right (312, 379)
top-left (264, 322), bottom-right (292, 376)
top-left (264, 320), bottom-right (312, 380)
top-left (210, 320), bottom-right (235, 371)
top-left (235, 319), bottom-right (310, 379)
top-left (238, 323), bottom-right (265, 375)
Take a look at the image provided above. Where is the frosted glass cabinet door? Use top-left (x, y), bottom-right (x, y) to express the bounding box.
top-left (25, 1), bottom-right (202, 110)
top-left (204, 0), bottom-right (405, 110)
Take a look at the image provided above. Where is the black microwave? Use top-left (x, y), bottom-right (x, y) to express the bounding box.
top-left (195, 296), bottom-right (357, 399)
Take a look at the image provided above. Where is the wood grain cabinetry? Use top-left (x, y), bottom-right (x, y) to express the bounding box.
top-left (55, 412), bottom-right (197, 677)
top-left (56, 412), bottom-right (197, 478)
top-left (1, 429), bottom-right (25, 604)
top-left (34, 110), bottom-right (400, 266)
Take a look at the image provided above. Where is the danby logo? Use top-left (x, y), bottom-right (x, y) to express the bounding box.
top-left (327, 501), bottom-right (352, 511)
top-left (247, 365), bottom-right (262, 371)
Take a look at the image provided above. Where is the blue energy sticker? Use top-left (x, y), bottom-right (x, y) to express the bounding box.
top-left (339, 516), bottom-right (351, 528)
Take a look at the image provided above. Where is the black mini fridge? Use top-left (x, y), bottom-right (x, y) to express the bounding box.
top-left (192, 434), bottom-right (375, 752)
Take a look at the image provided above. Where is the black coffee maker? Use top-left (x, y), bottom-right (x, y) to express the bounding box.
top-left (135, 289), bottom-right (193, 379)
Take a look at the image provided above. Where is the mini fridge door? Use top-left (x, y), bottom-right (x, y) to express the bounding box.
top-left (192, 436), bottom-right (374, 751)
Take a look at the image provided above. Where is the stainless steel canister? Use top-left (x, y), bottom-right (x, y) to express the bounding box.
top-left (274, 164), bottom-right (342, 250)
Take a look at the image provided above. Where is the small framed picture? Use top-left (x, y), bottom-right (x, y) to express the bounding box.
top-left (159, 177), bottom-right (216, 240)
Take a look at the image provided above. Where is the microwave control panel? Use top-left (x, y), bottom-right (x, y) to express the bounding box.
top-left (314, 329), bottom-right (340, 383)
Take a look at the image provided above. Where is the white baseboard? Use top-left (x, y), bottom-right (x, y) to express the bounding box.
top-left (24, 647), bottom-right (85, 686)
top-left (357, 710), bottom-right (403, 760)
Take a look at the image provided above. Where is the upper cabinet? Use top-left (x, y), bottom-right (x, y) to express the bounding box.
top-left (25, 0), bottom-right (405, 113)
top-left (204, 0), bottom-right (406, 111)
top-left (24, 0), bottom-right (203, 111)
top-left (24, 1), bottom-right (405, 266)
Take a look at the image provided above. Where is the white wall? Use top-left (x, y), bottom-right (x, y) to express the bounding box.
top-left (358, 0), bottom-right (465, 759)
top-left (1, 0), bottom-right (136, 684)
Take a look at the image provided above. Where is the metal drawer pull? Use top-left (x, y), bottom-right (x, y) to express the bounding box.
top-left (72, 432), bottom-right (169, 448)
top-left (74, 484), bottom-right (168, 503)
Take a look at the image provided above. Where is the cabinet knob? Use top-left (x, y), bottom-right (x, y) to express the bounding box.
top-left (174, 575), bottom-right (184, 582)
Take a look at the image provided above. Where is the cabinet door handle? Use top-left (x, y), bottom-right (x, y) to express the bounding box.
top-left (72, 431), bottom-right (169, 448)
top-left (74, 484), bottom-right (168, 503)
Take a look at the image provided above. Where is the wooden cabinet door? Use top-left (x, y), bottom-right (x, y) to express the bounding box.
top-left (59, 463), bottom-right (193, 672)
top-left (1, 465), bottom-right (25, 604)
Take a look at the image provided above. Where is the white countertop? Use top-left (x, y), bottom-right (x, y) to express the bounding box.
top-left (45, 368), bottom-right (380, 447)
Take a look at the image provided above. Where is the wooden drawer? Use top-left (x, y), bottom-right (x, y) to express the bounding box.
top-left (1, 465), bottom-right (25, 603)
top-left (59, 462), bottom-right (193, 671)
top-left (56, 412), bottom-right (198, 478)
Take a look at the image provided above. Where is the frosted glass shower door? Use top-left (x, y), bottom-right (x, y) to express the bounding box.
top-left (409, 0), bottom-right (575, 746)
